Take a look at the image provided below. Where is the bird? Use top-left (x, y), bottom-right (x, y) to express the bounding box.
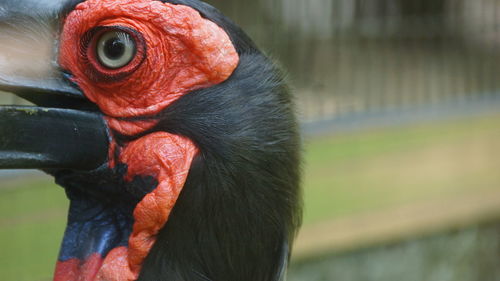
top-left (0, 0), bottom-right (301, 280)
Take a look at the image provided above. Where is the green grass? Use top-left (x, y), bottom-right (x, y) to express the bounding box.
top-left (1, 113), bottom-right (500, 280)
top-left (303, 113), bottom-right (500, 224)
top-left (0, 181), bottom-right (66, 218)
top-left (0, 181), bottom-right (67, 281)
top-left (0, 219), bottom-right (66, 281)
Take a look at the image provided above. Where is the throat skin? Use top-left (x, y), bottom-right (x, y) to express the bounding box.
top-left (53, 131), bottom-right (198, 281)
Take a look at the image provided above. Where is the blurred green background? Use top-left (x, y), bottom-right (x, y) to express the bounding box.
top-left (2, 0), bottom-right (500, 280)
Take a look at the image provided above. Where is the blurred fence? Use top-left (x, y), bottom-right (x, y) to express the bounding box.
top-left (290, 222), bottom-right (500, 281)
top-left (208, 0), bottom-right (500, 123)
top-left (2, 0), bottom-right (500, 123)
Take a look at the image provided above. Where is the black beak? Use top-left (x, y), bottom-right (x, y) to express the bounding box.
top-left (0, 78), bottom-right (109, 170)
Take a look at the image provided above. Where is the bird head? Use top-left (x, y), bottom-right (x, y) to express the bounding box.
top-left (0, 0), bottom-right (301, 280)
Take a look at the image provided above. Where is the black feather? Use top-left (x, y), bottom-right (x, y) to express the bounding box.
top-left (138, 46), bottom-right (301, 281)
top-left (56, 0), bottom-right (302, 279)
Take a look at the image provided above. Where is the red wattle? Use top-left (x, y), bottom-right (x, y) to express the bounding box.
top-left (80, 133), bottom-right (199, 280)
top-left (54, 254), bottom-right (103, 281)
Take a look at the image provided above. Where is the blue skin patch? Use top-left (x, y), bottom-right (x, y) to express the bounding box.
top-left (58, 197), bottom-right (134, 261)
top-left (48, 164), bottom-right (158, 261)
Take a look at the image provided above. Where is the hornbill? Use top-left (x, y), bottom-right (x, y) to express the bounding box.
top-left (0, 0), bottom-right (301, 280)
top-left (0, 0), bottom-right (301, 281)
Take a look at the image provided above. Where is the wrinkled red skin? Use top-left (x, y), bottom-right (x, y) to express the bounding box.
top-left (57, 0), bottom-right (239, 280)
top-left (55, 254), bottom-right (102, 281)
top-left (60, 0), bottom-right (239, 119)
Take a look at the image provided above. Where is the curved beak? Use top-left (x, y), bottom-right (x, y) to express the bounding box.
top-left (0, 78), bottom-right (109, 170)
top-left (0, 10), bottom-right (109, 171)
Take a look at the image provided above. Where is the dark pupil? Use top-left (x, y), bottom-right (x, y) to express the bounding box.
top-left (104, 36), bottom-right (125, 60)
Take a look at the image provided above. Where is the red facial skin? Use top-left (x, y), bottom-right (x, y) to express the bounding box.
top-left (57, 0), bottom-right (239, 280)
top-left (55, 254), bottom-right (102, 281)
top-left (59, 0), bottom-right (239, 120)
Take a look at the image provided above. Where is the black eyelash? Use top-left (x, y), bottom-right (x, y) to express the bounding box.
top-left (79, 26), bottom-right (147, 83)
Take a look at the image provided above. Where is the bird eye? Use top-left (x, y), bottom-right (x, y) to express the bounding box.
top-left (82, 26), bottom-right (145, 82)
top-left (96, 30), bottom-right (136, 69)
